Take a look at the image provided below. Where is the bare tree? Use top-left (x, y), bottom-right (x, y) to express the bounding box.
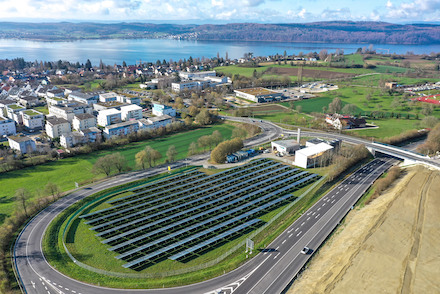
top-left (45, 182), bottom-right (61, 201)
top-left (166, 145), bottom-right (178, 163)
top-left (15, 188), bottom-right (31, 217)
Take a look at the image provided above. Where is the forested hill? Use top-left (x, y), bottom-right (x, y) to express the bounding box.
top-left (195, 22), bottom-right (440, 45)
top-left (0, 21), bottom-right (439, 45)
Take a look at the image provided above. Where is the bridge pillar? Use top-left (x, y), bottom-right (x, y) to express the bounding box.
top-left (367, 147), bottom-right (375, 156)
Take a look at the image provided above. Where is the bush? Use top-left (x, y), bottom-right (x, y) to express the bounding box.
top-left (210, 138), bottom-right (243, 164)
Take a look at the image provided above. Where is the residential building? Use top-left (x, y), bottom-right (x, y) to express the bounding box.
top-left (60, 127), bottom-right (102, 148)
top-left (99, 92), bottom-right (118, 103)
top-left (152, 103), bottom-right (176, 117)
top-left (0, 116), bottom-right (16, 136)
top-left (48, 102), bottom-right (93, 122)
top-left (46, 96), bottom-right (66, 106)
top-left (7, 135), bottom-right (36, 154)
top-left (72, 113), bottom-right (97, 131)
top-left (171, 81), bottom-right (202, 92)
top-left (103, 120), bottom-right (139, 139)
top-left (234, 88), bottom-right (283, 103)
top-left (68, 91), bottom-right (99, 105)
top-left (0, 99), bottom-right (16, 117)
top-left (18, 96), bottom-right (40, 108)
top-left (21, 109), bottom-right (44, 131)
top-left (146, 115), bottom-right (172, 128)
top-left (93, 101), bottom-right (127, 111)
top-left (45, 117), bottom-right (71, 138)
top-left (121, 104), bottom-right (143, 121)
top-left (6, 104), bottom-right (26, 124)
top-left (97, 109), bottom-right (122, 126)
top-left (325, 114), bottom-right (367, 130)
top-left (118, 95), bottom-right (141, 105)
top-left (46, 88), bottom-right (65, 98)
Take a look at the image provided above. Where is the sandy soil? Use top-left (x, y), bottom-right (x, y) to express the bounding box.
top-left (287, 166), bottom-right (440, 294)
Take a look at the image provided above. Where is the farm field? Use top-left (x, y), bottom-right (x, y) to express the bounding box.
top-left (0, 124), bottom-right (234, 224)
top-left (288, 166), bottom-right (440, 294)
top-left (45, 158), bottom-right (323, 288)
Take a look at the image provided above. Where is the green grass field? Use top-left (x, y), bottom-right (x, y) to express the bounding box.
top-left (0, 124), bottom-right (234, 224)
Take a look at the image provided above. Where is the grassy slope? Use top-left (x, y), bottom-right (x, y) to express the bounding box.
top-left (0, 124), bottom-right (234, 223)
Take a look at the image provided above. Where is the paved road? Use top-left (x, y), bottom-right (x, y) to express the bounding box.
top-left (14, 118), bottom-right (422, 294)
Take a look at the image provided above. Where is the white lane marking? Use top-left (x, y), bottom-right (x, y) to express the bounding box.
top-left (336, 191), bottom-right (339, 195)
top-left (332, 195), bottom-right (335, 198)
top-left (322, 203), bottom-right (326, 206)
top-left (317, 207), bottom-right (321, 211)
top-left (295, 228), bottom-right (299, 231)
top-left (307, 217), bottom-right (311, 221)
top-left (31, 281), bottom-right (36, 288)
top-left (296, 231), bottom-right (302, 237)
top-left (274, 253), bottom-right (280, 259)
top-left (275, 246), bottom-right (279, 250)
top-left (282, 239), bottom-right (286, 245)
top-left (301, 222), bottom-right (305, 226)
top-left (331, 199), bottom-right (336, 203)
top-left (315, 214), bottom-right (320, 219)
top-left (289, 234), bottom-right (293, 238)
top-left (312, 212), bottom-right (316, 215)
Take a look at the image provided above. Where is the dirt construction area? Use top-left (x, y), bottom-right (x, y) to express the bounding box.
top-left (265, 67), bottom-right (357, 79)
top-left (288, 166), bottom-right (440, 294)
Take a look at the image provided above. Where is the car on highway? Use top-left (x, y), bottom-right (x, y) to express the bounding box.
top-left (301, 246), bottom-right (310, 254)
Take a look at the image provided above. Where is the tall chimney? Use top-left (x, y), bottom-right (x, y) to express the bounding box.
top-left (297, 128), bottom-right (301, 144)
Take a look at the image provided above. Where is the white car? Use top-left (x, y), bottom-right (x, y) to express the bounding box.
top-left (301, 246), bottom-right (310, 254)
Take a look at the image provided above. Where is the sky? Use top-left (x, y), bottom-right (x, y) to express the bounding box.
top-left (0, 0), bottom-right (440, 23)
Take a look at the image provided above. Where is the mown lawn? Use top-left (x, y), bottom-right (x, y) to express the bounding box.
top-left (0, 124), bottom-right (234, 224)
top-left (349, 118), bottom-right (420, 139)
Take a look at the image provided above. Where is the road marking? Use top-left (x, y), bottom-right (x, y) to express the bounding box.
top-left (336, 191), bottom-right (339, 195)
top-left (315, 214), bottom-right (320, 219)
top-left (282, 240), bottom-right (286, 244)
top-left (289, 233), bottom-right (293, 238)
top-left (322, 203), bottom-right (326, 206)
top-left (296, 231), bottom-right (302, 237)
top-left (331, 200), bottom-right (335, 204)
top-left (295, 228), bottom-right (299, 231)
top-left (307, 217), bottom-right (310, 221)
top-left (274, 253), bottom-right (280, 259)
top-left (312, 212), bottom-right (316, 215)
top-left (317, 207), bottom-right (321, 211)
top-left (275, 246), bottom-right (279, 250)
top-left (301, 222), bottom-right (305, 226)
top-left (31, 281), bottom-right (35, 288)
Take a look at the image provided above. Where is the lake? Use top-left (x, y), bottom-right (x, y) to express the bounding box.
top-left (0, 38), bottom-right (438, 66)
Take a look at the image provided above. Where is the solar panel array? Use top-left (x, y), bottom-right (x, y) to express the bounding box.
top-left (80, 158), bottom-right (319, 270)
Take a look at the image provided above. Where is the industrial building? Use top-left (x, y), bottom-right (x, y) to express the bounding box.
top-left (234, 88), bottom-right (283, 103)
top-left (271, 140), bottom-right (300, 155)
top-left (295, 142), bottom-right (334, 168)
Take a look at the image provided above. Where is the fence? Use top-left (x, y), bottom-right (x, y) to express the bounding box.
top-left (61, 173), bottom-right (325, 278)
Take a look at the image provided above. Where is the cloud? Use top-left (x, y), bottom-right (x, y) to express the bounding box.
top-left (321, 7), bottom-right (352, 20)
top-left (387, 0), bottom-right (440, 19)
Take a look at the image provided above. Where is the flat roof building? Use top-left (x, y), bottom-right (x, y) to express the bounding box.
top-left (234, 87), bottom-right (283, 103)
top-left (295, 142), bottom-right (334, 169)
top-left (271, 140), bottom-right (301, 155)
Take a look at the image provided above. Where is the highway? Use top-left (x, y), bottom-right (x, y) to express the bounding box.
top-left (13, 118), bottom-right (429, 294)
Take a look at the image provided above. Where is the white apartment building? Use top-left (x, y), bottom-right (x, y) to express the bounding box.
top-left (97, 109), bottom-right (122, 126)
top-left (45, 117), bottom-right (72, 139)
top-left (21, 110), bottom-right (45, 131)
top-left (179, 70), bottom-right (216, 80)
top-left (152, 104), bottom-right (176, 117)
top-left (99, 92), bottom-right (118, 103)
top-left (7, 135), bottom-right (36, 154)
top-left (6, 104), bottom-right (26, 124)
top-left (0, 116), bottom-right (16, 136)
top-left (72, 113), bottom-right (97, 131)
top-left (48, 102), bottom-right (93, 122)
top-left (103, 120), bottom-right (139, 139)
top-left (120, 105), bottom-right (143, 121)
top-left (68, 91), bottom-right (99, 105)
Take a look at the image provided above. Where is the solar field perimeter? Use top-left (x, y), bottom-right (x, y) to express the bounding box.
top-left (80, 158), bottom-right (320, 271)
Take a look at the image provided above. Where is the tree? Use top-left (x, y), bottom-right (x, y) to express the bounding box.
top-left (45, 182), bottom-right (61, 201)
top-left (85, 59), bottom-right (92, 70)
top-left (296, 105), bottom-right (303, 113)
top-left (210, 138), bottom-right (244, 164)
top-left (198, 135), bottom-right (211, 151)
top-left (328, 97), bottom-right (342, 113)
top-left (93, 155), bottom-right (113, 176)
top-left (166, 145), bottom-right (178, 163)
top-left (195, 109), bottom-right (212, 125)
top-left (341, 104), bottom-right (357, 115)
top-left (151, 149), bottom-right (162, 166)
top-left (110, 152), bottom-right (127, 173)
top-left (188, 141), bottom-right (198, 156)
top-left (232, 127), bottom-right (247, 139)
top-left (15, 188), bottom-right (31, 217)
top-left (421, 103), bottom-right (434, 116)
top-left (135, 149), bottom-right (149, 169)
top-left (211, 130), bottom-right (223, 146)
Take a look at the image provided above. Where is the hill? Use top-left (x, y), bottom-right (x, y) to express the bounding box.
top-left (0, 21), bottom-right (439, 44)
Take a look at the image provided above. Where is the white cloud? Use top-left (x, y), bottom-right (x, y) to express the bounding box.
top-left (387, 0), bottom-right (440, 19)
top-left (298, 8), bottom-right (307, 18)
top-left (386, 0), bottom-right (393, 8)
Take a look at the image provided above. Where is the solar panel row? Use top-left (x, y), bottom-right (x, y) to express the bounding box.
top-left (86, 162), bottom-right (288, 224)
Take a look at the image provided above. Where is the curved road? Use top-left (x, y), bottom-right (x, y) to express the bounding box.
top-left (13, 118), bottom-right (438, 294)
